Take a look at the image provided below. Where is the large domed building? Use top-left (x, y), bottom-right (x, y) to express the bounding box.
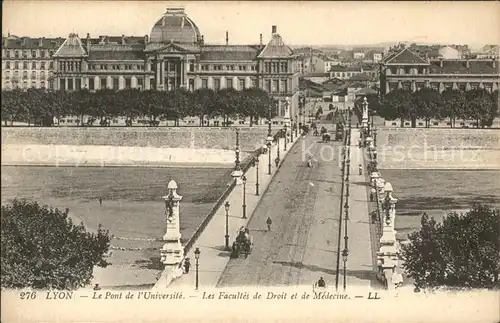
top-left (1, 7), bottom-right (301, 120)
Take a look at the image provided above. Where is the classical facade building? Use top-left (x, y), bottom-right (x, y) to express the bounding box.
top-left (2, 35), bottom-right (62, 89)
top-left (2, 8), bottom-right (300, 118)
top-left (380, 47), bottom-right (499, 96)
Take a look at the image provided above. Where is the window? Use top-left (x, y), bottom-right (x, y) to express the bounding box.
top-left (239, 78), bottom-right (245, 90)
top-left (202, 79), bottom-right (208, 88)
top-left (189, 79), bottom-right (194, 91)
top-left (459, 83), bottom-right (467, 91)
top-left (89, 78), bottom-right (95, 90)
top-left (31, 81), bottom-right (37, 88)
top-left (280, 62), bottom-right (287, 73)
top-left (23, 71), bottom-right (28, 79)
top-left (226, 78), bottom-right (233, 89)
top-left (266, 79), bottom-right (271, 92)
top-left (484, 83), bottom-right (492, 93)
top-left (189, 62), bottom-right (194, 72)
top-left (67, 79), bottom-right (74, 90)
top-left (431, 83), bottom-right (439, 91)
top-left (239, 65), bottom-right (246, 71)
top-left (213, 78), bottom-right (221, 90)
top-left (250, 65), bottom-right (256, 71)
top-left (23, 62), bottom-right (28, 69)
top-left (214, 65), bottom-right (222, 71)
top-left (31, 71), bottom-right (36, 78)
top-left (201, 65), bottom-right (209, 71)
top-left (40, 62), bottom-right (45, 69)
top-left (23, 50), bottom-right (28, 58)
top-left (14, 51), bottom-right (20, 58)
top-left (137, 78), bottom-right (143, 87)
top-left (41, 81), bottom-right (46, 88)
top-left (75, 79), bottom-right (81, 90)
top-left (41, 51), bottom-right (46, 58)
top-left (272, 63), bottom-right (277, 73)
top-left (226, 65), bottom-right (234, 71)
top-left (265, 62), bottom-right (271, 73)
top-left (125, 78), bottom-right (131, 89)
top-left (49, 62), bottom-right (53, 69)
top-left (32, 62), bottom-right (37, 69)
top-left (5, 61), bottom-right (10, 69)
top-left (281, 79), bottom-right (287, 93)
top-left (49, 50), bottom-right (54, 57)
top-left (113, 77), bottom-right (119, 90)
top-left (251, 78), bottom-right (257, 88)
top-left (273, 79), bottom-right (279, 92)
top-left (31, 50), bottom-right (37, 58)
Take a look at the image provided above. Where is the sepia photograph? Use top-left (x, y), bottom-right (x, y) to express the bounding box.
top-left (1, 1), bottom-right (499, 322)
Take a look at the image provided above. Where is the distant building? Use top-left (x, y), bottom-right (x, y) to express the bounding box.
top-left (324, 59), bottom-right (342, 73)
top-left (2, 35), bottom-right (62, 89)
top-left (438, 46), bottom-right (461, 59)
top-left (329, 64), bottom-right (378, 80)
top-left (302, 72), bottom-right (330, 84)
top-left (476, 45), bottom-right (499, 59)
top-left (379, 47), bottom-right (500, 96)
top-left (353, 52), bottom-right (365, 60)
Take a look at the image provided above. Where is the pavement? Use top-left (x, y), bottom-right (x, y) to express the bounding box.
top-left (218, 134), bottom-right (345, 287)
top-left (154, 132), bottom-right (301, 289)
top-left (217, 128), bottom-right (380, 289)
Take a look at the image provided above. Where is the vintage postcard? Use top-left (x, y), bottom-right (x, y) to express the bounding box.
top-left (1, 1), bottom-right (499, 322)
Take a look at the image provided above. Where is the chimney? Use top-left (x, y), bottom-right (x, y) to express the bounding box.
top-left (272, 25), bottom-right (277, 35)
top-left (38, 37), bottom-right (43, 46)
top-left (225, 31), bottom-right (228, 46)
top-left (144, 35), bottom-right (149, 44)
top-left (260, 33), bottom-right (263, 47)
top-left (121, 34), bottom-right (126, 45)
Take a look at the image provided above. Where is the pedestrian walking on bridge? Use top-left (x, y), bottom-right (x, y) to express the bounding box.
top-left (358, 164), bottom-right (363, 175)
top-left (266, 217), bottom-right (272, 232)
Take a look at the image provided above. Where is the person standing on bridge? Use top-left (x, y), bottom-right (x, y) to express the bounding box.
top-left (358, 164), bottom-right (363, 175)
top-left (266, 217), bottom-right (272, 232)
top-left (183, 258), bottom-right (191, 274)
top-left (99, 197), bottom-right (103, 206)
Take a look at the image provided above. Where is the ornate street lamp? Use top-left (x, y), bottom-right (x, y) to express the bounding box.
top-left (252, 156), bottom-right (260, 196)
top-left (242, 175), bottom-right (247, 219)
top-left (284, 123), bottom-right (288, 151)
top-left (267, 105), bottom-right (273, 175)
top-left (194, 247), bottom-right (201, 290)
top-left (224, 201), bottom-right (230, 251)
top-left (232, 128), bottom-right (243, 184)
top-left (342, 248), bottom-right (349, 291)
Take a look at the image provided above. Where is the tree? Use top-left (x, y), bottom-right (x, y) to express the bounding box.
top-left (1, 199), bottom-right (111, 290)
top-left (401, 203), bottom-right (500, 290)
top-left (441, 89), bottom-right (466, 128)
top-left (466, 89), bottom-right (495, 128)
top-left (412, 88), bottom-right (442, 127)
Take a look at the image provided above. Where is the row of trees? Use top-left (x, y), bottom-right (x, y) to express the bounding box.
top-left (1, 87), bottom-right (277, 127)
top-left (355, 88), bottom-right (499, 128)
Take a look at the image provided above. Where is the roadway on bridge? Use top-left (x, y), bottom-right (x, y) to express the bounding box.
top-left (217, 135), bottom-right (345, 287)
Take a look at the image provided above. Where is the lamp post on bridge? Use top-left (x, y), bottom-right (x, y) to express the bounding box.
top-left (284, 123), bottom-right (288, 151)
top-left (194, 247), bottom-right (201, 290)
top-left (267, 105), bottom-right (273, 175)
top-left (224, 201), bottom-right (230, 251)
top-left (231, 128), bottom-right (243, 185)
top-left (252, 155), bottom-right (259, 196)
top-left (242, 175), bottom-right (247, 219)
top-left (342, 248), bottom-right (349, 291)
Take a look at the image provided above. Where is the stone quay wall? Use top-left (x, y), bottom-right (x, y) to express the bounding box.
top-left (1, 127), bottom-right (270, 167)
top-left (375, 128), bottom-right (500, 169)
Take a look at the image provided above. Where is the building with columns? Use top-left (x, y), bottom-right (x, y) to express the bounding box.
top-left (28, 7), bottom-right (299, 119)
top-left (380, 47), bottom-right (499, 96)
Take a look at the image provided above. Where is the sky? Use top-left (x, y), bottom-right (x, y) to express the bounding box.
top-left (2, 1), bottom-right (499, 48)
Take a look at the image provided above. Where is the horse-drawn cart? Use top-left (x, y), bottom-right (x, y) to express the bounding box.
top-left (230, 228), bottom-right (253, 259)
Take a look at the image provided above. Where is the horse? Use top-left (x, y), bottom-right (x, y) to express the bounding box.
top-left (230, 230), bottom-right (252, 258)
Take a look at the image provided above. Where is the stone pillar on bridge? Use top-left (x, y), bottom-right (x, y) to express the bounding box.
top-left (361, 97), bottom-right (369, 131)
top-left (376, 182), bottom-right (403, 290)
top-left (160, 180), bottom-right (185, 286)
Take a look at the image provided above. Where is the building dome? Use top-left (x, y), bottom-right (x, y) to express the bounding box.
top-left (150, 8), bottom-right (201, 44)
